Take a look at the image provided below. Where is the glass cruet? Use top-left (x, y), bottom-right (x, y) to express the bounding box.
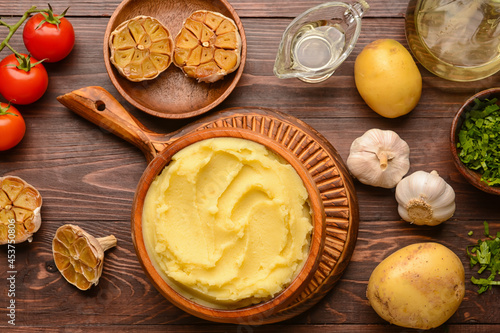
top-left (273, 0), bottom-right (370, 83)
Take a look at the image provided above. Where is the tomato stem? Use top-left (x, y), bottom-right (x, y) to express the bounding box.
top-left (3, 44), bottom-right (45, 72)
top-left (0, 102), bottom-right (17, 117)
top-left (4, 43), bottom-right (30, 71)
top-left (36, 4), bottom-right (70, 30)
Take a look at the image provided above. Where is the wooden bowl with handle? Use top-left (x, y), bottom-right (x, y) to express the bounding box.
top-left (450, 88), bottom-right (500, 195)
top-left (57, 86), bottom-right (359, 324)
top-left (104, 0), bottom-right (246, 119)
top-left (133, 128), bottom-right (326, 324)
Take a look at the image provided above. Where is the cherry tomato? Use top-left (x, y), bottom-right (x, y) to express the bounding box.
top-left (23, 11), bottom-right (75, 63)
top-left (0, 103), bottom-right (26, 151)
top-left (0, 53), bottom-right (49, 105)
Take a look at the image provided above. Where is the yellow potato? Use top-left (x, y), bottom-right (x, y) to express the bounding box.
top-left (366, 242), bottom-right (465, 330)
top-left (355, 39), bottom-right (422, 118)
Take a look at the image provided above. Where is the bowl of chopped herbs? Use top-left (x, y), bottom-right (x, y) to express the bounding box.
top-left (451, 88), bottom-right (500, 195)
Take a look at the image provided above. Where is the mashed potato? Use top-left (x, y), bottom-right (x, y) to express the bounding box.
top-left (142, 137), bottom-right (312, 307)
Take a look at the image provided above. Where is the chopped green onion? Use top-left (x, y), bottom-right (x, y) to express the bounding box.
top-left (467, 222), bottom-right (500, 294)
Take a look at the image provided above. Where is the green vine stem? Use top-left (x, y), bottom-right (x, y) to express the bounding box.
top-left (0, 5), bottom-right (52, 71)
top-left (0, 5), bottom-right (45, 52)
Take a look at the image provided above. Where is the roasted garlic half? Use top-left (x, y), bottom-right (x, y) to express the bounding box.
top-left (109, 15), bottom-right (174, 82)
top-left (0, 176), bottom-right (42, 244)
top-left (52, 224), bottom-right (117, 290)
top-left (173, 10), bottom-right (242, 83)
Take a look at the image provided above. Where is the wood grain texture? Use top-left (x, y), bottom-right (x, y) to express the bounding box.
top-left (0, 0), bottom-right (408, 18)
top-left (1, 0), bottom-right (500, 332)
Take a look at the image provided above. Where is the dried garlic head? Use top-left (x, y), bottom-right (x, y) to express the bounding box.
top-left (109, 15), bottom-right (174, 82)
top-left (52, 224), bottom-right (117, 290)
top-left (0, 176), bottom-right (42, 244)
top-left (395, 170), bottom-right (456, 226)
top-left (173, 10), bottom-right (242, 83)
top-left (347, 129), bottom-right (410, 189)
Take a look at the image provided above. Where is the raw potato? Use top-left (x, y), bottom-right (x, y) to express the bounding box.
top-left (355, 39), bottom-right (422, 118)
top-left (367, 242), bottom-right (465, 330)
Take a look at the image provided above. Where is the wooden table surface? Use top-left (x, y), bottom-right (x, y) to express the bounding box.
top-left (1, 0), bottom-right (500, 332)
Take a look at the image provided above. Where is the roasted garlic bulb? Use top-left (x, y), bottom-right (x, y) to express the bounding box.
top-left (173, 10), bottom-right (242, 83)
top-left (347, 129), bottom-right (410, 188)
top-left (0, 176), bottom-right (42, 244)
top-left (52, 224), bottom-right (117, 290)
top-left (109, 15), bottom-right (173, 82)
top-left (395, 170), bottom-right (456, 226)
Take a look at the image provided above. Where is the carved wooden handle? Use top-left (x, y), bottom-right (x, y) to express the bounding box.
top-left (57, 86), bottom-right (165, 162)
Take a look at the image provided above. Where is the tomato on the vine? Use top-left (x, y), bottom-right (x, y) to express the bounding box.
top-left (0, 103), bottom-right (26, 151)
top-left (23, 7), bottom-right (75, 63)
top-left (0, 53), bottom-right (49, 105)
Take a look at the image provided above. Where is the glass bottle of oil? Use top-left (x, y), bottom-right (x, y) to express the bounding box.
top-left (405, 0), bottom-right (500, 81)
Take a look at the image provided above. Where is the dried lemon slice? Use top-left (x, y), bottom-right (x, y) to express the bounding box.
top-left (0, 176), bottom-right (42, 245)
top-left (173, 10), bottom-right (242, 83)
top-left (109, 15), bottom-right (173, 82)
top-left (52, 224), bottom-right (117, 290)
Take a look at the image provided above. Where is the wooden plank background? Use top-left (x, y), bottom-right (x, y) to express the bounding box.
top-left (1, 0), bottom-right (500, 332)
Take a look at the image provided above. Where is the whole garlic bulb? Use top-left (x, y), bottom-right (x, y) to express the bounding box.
top-left (395, 170), bottom-right (456, 226)
top-left (347, 129), bottom-right (410, 188)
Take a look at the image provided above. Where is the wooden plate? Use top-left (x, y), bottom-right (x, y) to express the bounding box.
top-left (103, 0), bottom-right (246, 119)
top-left (57, 86), bottom-right (359, 324)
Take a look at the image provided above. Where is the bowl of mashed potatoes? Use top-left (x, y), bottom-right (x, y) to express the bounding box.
top-left (131, 127), bottom-right (326, 324)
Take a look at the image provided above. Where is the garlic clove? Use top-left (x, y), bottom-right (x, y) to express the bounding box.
top-left (433, 201), bottom-right (456, 221)
top-left (395, 170), bottom-right (456, 226)
top-left (428, 180), bottom-right (455, 206)
top-left (347, 129), bottom-right (410, 188)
